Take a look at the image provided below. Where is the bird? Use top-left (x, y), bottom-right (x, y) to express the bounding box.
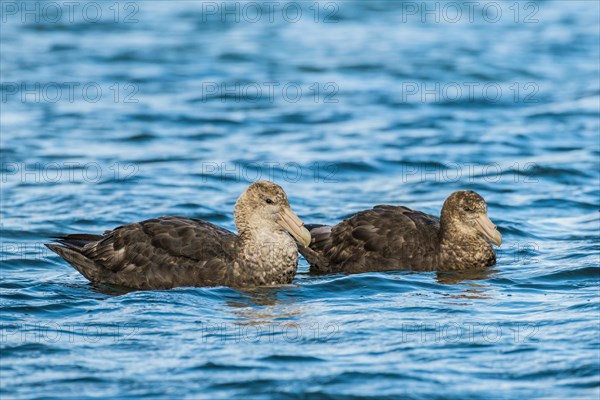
top-left (46, 181), bottom-right (312, 290)
top-left (298, 190), bottom-right (502, 274)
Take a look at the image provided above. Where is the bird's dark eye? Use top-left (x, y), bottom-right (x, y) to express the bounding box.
top-left (463, 206), bottom-right (472, 212)
top-left (265, 198), bottom-right (273, 204)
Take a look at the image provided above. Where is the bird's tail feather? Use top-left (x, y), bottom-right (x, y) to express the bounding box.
top-left (46, 240), bottom-right (102, 282)
top-left (299, 224), bottom-right (332, 273)
top-left (51, 234), bottom-right (103, 250)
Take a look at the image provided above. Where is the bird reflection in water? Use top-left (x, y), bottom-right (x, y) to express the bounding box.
top-left (437, 268), bottom-right (498, 300)
top-left (225, 285), bottom-right (305, 326)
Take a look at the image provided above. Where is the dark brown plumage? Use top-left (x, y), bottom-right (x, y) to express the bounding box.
top-left (299, 190), bottom-right (502, 274)
top-left (46, 181), bottom-right (311, 290)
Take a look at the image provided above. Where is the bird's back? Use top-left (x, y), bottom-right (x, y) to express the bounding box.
top-left (47, 216), bottom-right (239, 289)
top-left (300, 205), bottom-right (442, 274)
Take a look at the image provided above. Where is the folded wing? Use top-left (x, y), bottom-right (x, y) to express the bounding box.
top-left (47, 216), bottom-right (238, 289)
top-left (301, 206), bottom-right (441, 273)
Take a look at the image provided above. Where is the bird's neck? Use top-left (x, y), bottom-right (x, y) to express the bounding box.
top-left (236, 212), bottom-right (286, 247)
top-left (439, 221), bottom-right (495, 270)
top-left (239, 224), bottom-right (292, 250)
top-left (236, 224), bottom-right (298, 285)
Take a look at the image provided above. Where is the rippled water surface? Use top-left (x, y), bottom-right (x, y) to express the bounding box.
top-left (1, 1), bottom-right (599, 399)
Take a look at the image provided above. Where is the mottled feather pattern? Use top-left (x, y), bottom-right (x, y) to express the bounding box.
top-left (309, 206), bottom-right (442, 273)
top-left (46, 181), bottom-right (306, 290)
top-left (299, 192), bottom-right (498, 274)
top-left (49, 217), bottom-right (239, 289)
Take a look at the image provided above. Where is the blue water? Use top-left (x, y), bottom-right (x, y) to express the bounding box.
top-left (1, 1), bottom-right (599, 399)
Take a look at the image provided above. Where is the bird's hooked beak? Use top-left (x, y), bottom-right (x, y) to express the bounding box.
top-left (277, 207), bottom-right (312, 247)
top-left (475, 213), bottom-right (502, 246)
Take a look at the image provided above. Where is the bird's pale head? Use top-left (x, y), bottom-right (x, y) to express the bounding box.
top-left (441, 190), bottom-right (502, 247)
top-left (234, 181), bottom-right (311, 247)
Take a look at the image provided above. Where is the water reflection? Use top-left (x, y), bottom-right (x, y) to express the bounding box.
top-left (435, 268), bottom-right (497, 285)
top-left (226, 285), bottom-right (305, 325)
top-left (437, 268), bottom-right (497, 300)
top-left (227, 286), bottom-right (282, 307)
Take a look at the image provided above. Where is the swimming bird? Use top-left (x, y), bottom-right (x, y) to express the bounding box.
top-left (46, 181), bottom-right (312, 290)
top-left (298, 190), bottom-right (501, 274)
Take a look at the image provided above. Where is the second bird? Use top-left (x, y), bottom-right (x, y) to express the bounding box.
top-left (299, 190), bottom-right (502, 274)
